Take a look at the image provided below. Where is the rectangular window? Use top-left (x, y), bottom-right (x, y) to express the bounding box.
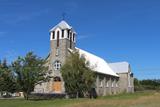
top-left (62, 30), bottom-right (64, 38)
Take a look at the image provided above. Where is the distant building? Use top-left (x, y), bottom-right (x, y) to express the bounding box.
top-left (34, 20), bottom-right (134, 96)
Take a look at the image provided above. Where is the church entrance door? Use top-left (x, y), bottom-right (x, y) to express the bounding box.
top-left (53, 77), bottom-right (62, 93)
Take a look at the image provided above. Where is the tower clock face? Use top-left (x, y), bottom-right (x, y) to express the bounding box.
top-left (53, 60), bottom-right (61, 70)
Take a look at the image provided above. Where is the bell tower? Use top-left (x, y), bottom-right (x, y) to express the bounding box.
top-left (49, 20), bottom-right (76, 93)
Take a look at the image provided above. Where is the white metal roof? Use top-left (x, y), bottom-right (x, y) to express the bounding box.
top-left (50, 20), bottom-right (72, 32)
top-left (74, 48), bottom-right (119, 77)
top-left (109, 62), bottom-right (130, 74)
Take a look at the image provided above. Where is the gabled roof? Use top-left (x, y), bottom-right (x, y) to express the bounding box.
top-left (50, 20), bottom-right (72, 32)
top-left (74, 48), bottom-right (119, 77)
top-left (109, 62), bottom-right (130, 74)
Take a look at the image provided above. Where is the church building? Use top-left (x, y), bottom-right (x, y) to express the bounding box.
top-left (34, 20), bottom-right (134, 96)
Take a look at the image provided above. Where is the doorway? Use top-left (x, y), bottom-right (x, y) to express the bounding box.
top-left (53, 77), bottom-right (62, 93)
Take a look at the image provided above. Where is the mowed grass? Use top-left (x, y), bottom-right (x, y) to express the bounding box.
top-left (0, 91), bottom-right (160, 107)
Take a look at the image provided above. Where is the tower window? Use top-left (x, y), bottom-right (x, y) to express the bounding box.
top-left (52, 31), bottom-right (55, 39)
top-left (70, 32), bottom-right (72, 40)
top-left (54, 61), bottom-right (61, 70)
top-left (70, 35), bottom-right (72, 49)
top-left (57, 31), bottom-right (60, 47)
top-left (67, 30), bottom-right (70, 39)
top-left (62, 30), bottom-right (64, 38)
top-left (73, 33), bottom-right (75, 42)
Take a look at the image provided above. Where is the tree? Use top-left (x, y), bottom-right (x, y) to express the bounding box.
top-left (12, 52), bottom-right (51, 100)
top-left (0, 59), bottom-right (16, 97)
top-left (61, 51), bottom-right (96, 98)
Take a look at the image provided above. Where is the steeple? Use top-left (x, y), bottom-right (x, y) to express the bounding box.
top-left (49, 20), bottom-right (76, 77)
top-left (50, 20), bottom-right (76, 44)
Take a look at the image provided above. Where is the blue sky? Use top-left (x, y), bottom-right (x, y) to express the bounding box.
top-left (0, 0), bottom-right (160, 79)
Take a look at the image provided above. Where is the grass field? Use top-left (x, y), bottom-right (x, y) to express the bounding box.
top-left (0, 91), bottom-right (160, 107)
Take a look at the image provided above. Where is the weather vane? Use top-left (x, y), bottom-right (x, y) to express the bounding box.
top-left (62, 12), bottom-right (66, 20)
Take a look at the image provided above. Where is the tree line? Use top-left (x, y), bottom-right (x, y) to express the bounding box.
top-left (134, 78), bottom-right (160, 91)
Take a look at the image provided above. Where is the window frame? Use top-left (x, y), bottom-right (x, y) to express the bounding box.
top-left (54, 60), bottom-right (61, 71)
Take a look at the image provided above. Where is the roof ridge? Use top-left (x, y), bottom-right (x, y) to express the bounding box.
top-left (50, 20), bottom-right (72, 32)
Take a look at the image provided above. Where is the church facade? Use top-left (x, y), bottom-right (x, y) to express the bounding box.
top-left (34, 20), bottom-right (134, 96)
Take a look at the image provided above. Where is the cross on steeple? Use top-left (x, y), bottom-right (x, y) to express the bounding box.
top-left (62, 12), bottom-right (66, 20)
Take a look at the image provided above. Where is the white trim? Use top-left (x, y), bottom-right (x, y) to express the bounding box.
top-left (50, 28), bottom-right (76, 43)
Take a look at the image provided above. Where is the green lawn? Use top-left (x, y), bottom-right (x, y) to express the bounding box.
top-left (0, 91), bottom-right (160, 107)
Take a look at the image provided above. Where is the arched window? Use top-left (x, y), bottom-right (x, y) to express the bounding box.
top-left (54, 77), bottom-right (61, 81)
top-left (70, 34), bottom-right (72, 49)
top-left (105, 81), bottom-right (109, 87)
top-left (67, 30), bottom-right (70, 38)
top-left (111, 81), bottom-right (114, 87)
top-left (69, 32), bottom-right (72, 40)
top-left (52, 31), bottom-right (55, 39)
top-left (99, 80), bottom-right (103, 88)
top-left (57, 31), bottom-right (60, 47)
top-left (62, 30), bottom-right (64, 38)
top-left (116, 81), bottom-right (118, 87)
top-left (54, 61), bottom-right (61, 70)
top-left (73, 33), bottom-right (75, 42)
